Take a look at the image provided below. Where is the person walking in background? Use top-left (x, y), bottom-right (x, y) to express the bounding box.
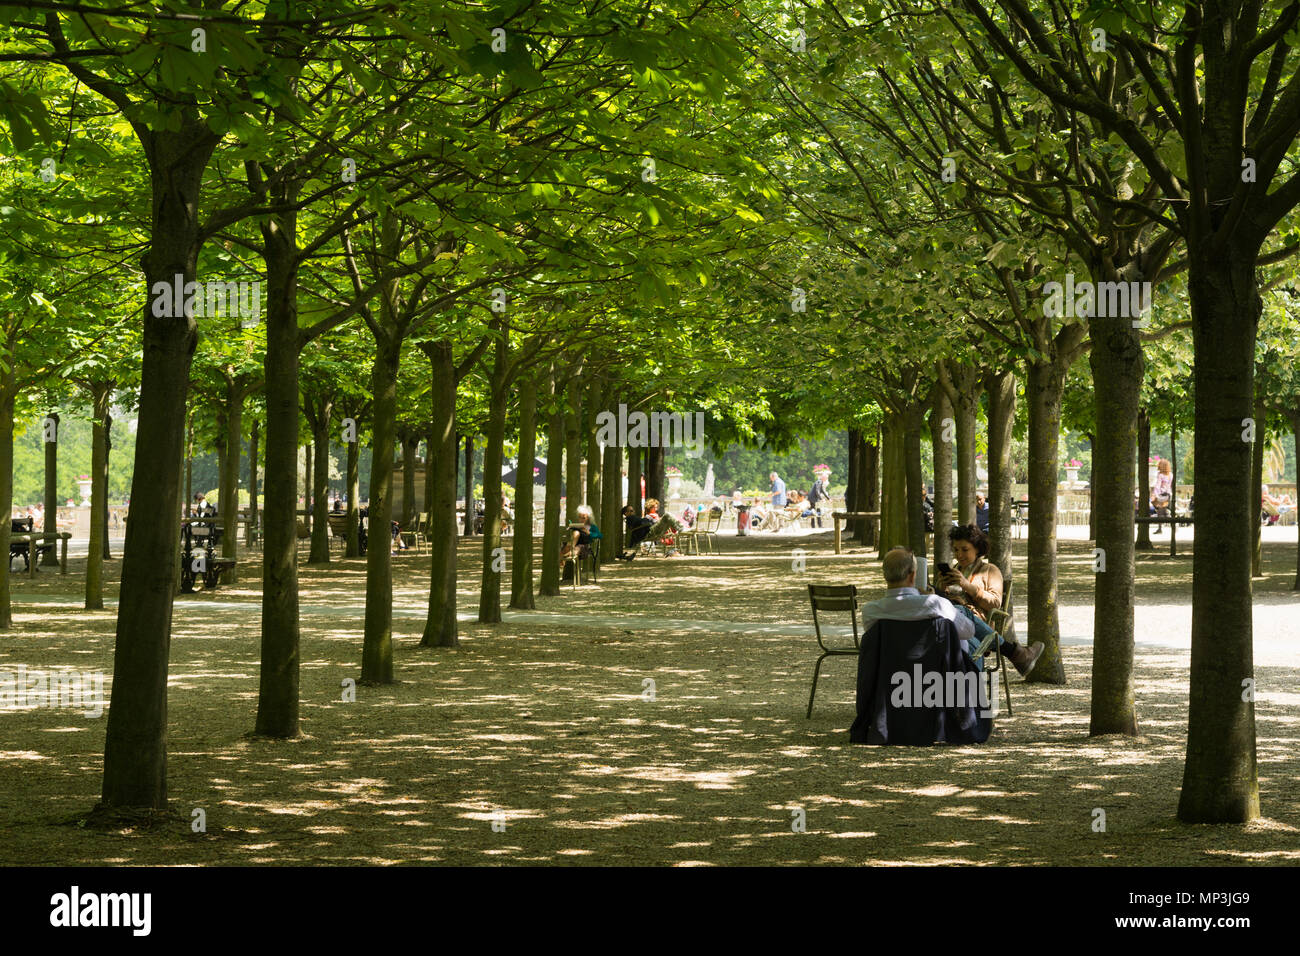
top-left (974, 493), bottom-right (990, 533)
top-left (770, 471), bottom-right (787, 509)
top-left (806, 471), bottom-right (829, 528)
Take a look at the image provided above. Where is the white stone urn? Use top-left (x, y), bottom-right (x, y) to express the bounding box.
top-left (76, 476), bottom-right (93, 507)
top-left (667, 473), bottom-right (683, 499)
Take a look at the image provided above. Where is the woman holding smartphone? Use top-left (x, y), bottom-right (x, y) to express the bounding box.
top-left (940, 524), bottom-right (1043, 676)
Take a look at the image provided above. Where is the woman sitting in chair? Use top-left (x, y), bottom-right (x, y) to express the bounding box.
top-left (560, 505), bottom-right (601, 562)
top-left (939, 523), bottom-right (1043, 677)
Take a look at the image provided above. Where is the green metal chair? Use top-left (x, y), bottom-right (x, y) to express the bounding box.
top-left (970, 577), bottom-right (1014, 715)
top-left (806, 584), bottom-right (862, 718)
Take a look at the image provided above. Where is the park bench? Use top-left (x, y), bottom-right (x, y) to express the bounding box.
top-left (831, 511), bottom-right (881, 553)
top-left (180, 519), bottom-right (235, 593)
top-left (9, 517), bottom-right (70, 574)
top-left (1135, 514), bottom-right (1194, 556)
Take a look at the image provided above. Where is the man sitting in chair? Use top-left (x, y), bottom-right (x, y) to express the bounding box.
top-left (851, 547), bottom-right (992, 745)
top-left (861, 547), bottom-right (976, 654)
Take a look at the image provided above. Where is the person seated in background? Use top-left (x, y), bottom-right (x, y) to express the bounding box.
top-left (331, 495), bottom-right (344, 513)
top-left (1262, 485), bottom-right (1284, 526)
top-left (500, 494), bottom-right (515, 533)
top-left (619, 505), bottom-right (655, 559)
top-left (561, 504), bottom-right (601, 561)
top-left (1150, 458), bottom-right (1173, 532)
top-left (939, 523), bottom-right (1043, 677)
top-left (974, 493), bottom-right (990, 532)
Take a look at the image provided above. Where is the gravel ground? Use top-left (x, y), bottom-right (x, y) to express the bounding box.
top-left (1, 532), bottom-right (1298, 866)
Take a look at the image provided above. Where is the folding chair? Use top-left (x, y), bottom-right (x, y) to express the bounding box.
top-left (676, 513), bottom-right (701, 555)
top-left (970, 577), bottom-right (1014, 715)
top-left (562, 538), bottom-right (599, 587)
top-left (806, 584), bottom-right (862, 718)
top-left (698, 509), bottom-right (722, 553)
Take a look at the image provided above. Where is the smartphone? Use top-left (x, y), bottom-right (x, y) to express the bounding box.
top-left (937, 562), bottom-right (952, 576)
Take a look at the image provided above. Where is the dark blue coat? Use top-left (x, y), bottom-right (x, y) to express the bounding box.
top-left (849, 617), bottom-right (993, 745)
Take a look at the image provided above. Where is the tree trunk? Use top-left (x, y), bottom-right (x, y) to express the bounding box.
top-left (247, 417), bottom-right (259, 548)
top-left (308, 403), bottom-right (332, 564)
top-left (345, 424), bottom-right (361, 557)
top-left (1177, 256), bottom-right (1261, 824)
top-left (1136, 408), bottom-right (1153, 550)
top-left (602, 437), bottom-right (620, 564)
top-left (102, 407), bottom-right (112, 561)
top-left (1024, 359), bottom-right (1067, 684)
top-left (627, 445), bottom-right (643, 516)
top-left (846, 428), bottom-right (859, 536)
top-left (1293, 416), bottom-right (1300, 591)
top-left (421, 341), bottom-right (459, 647)
top-left (423, 426), bottom-right (435, 522)
top-left (219, 383), bottom-right (242, 580)
top-left (254, 222), bottom-right (303, 739)
top-left (462, 434), bottom-right (474, 536)
top-left (565, 379), bottom-right (582, 519)
top-left (1086, 434), bottom-right (1096, 542)
top-left (303, 443), bottom-right (312, 517)
top-left (879, 415), bottom-right (907, 558)
top-left (401, 431), bottom-right (418, 531)
top-left (478, 329), bottom-right (508, 624)
top-left (1088, 317), bottom-right (1143, 735)
top-left (857, 427), bottom-right (879, 547)
top-left (1250, 395), bottom-right (1266, 578)
top-left (510, 371), bottom-right (538, 608)
top-left (185, 415), bottom-right (193, 516)
top-left (539, 378), bottom-right (565, 596)
top-left (86, 385), bottom-right (112, 610)
top-left (931, 387), bottom-right (954, 565)
top-left (951, 364), bottom-right (981, 526)
top-left (42, 411), bottom-right (59, 565)
top-left (903, 404), bottom-right (926, 558)
top-left (585, 379), bottom-right (603, 517)
top-left (983, 367), bottom-right (1016, 582)
top-left (0, 368), bottom-right (16, 629)
top-left (101, 121), bottom-right (214, 809)
top-left (646, 444), bottom-right (665, 510)
top-left (361, 340), bottom-right (401, 684)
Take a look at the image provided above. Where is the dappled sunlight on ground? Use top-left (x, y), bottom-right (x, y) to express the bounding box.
top-left (1, 534), bottom-right (1298, 864)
